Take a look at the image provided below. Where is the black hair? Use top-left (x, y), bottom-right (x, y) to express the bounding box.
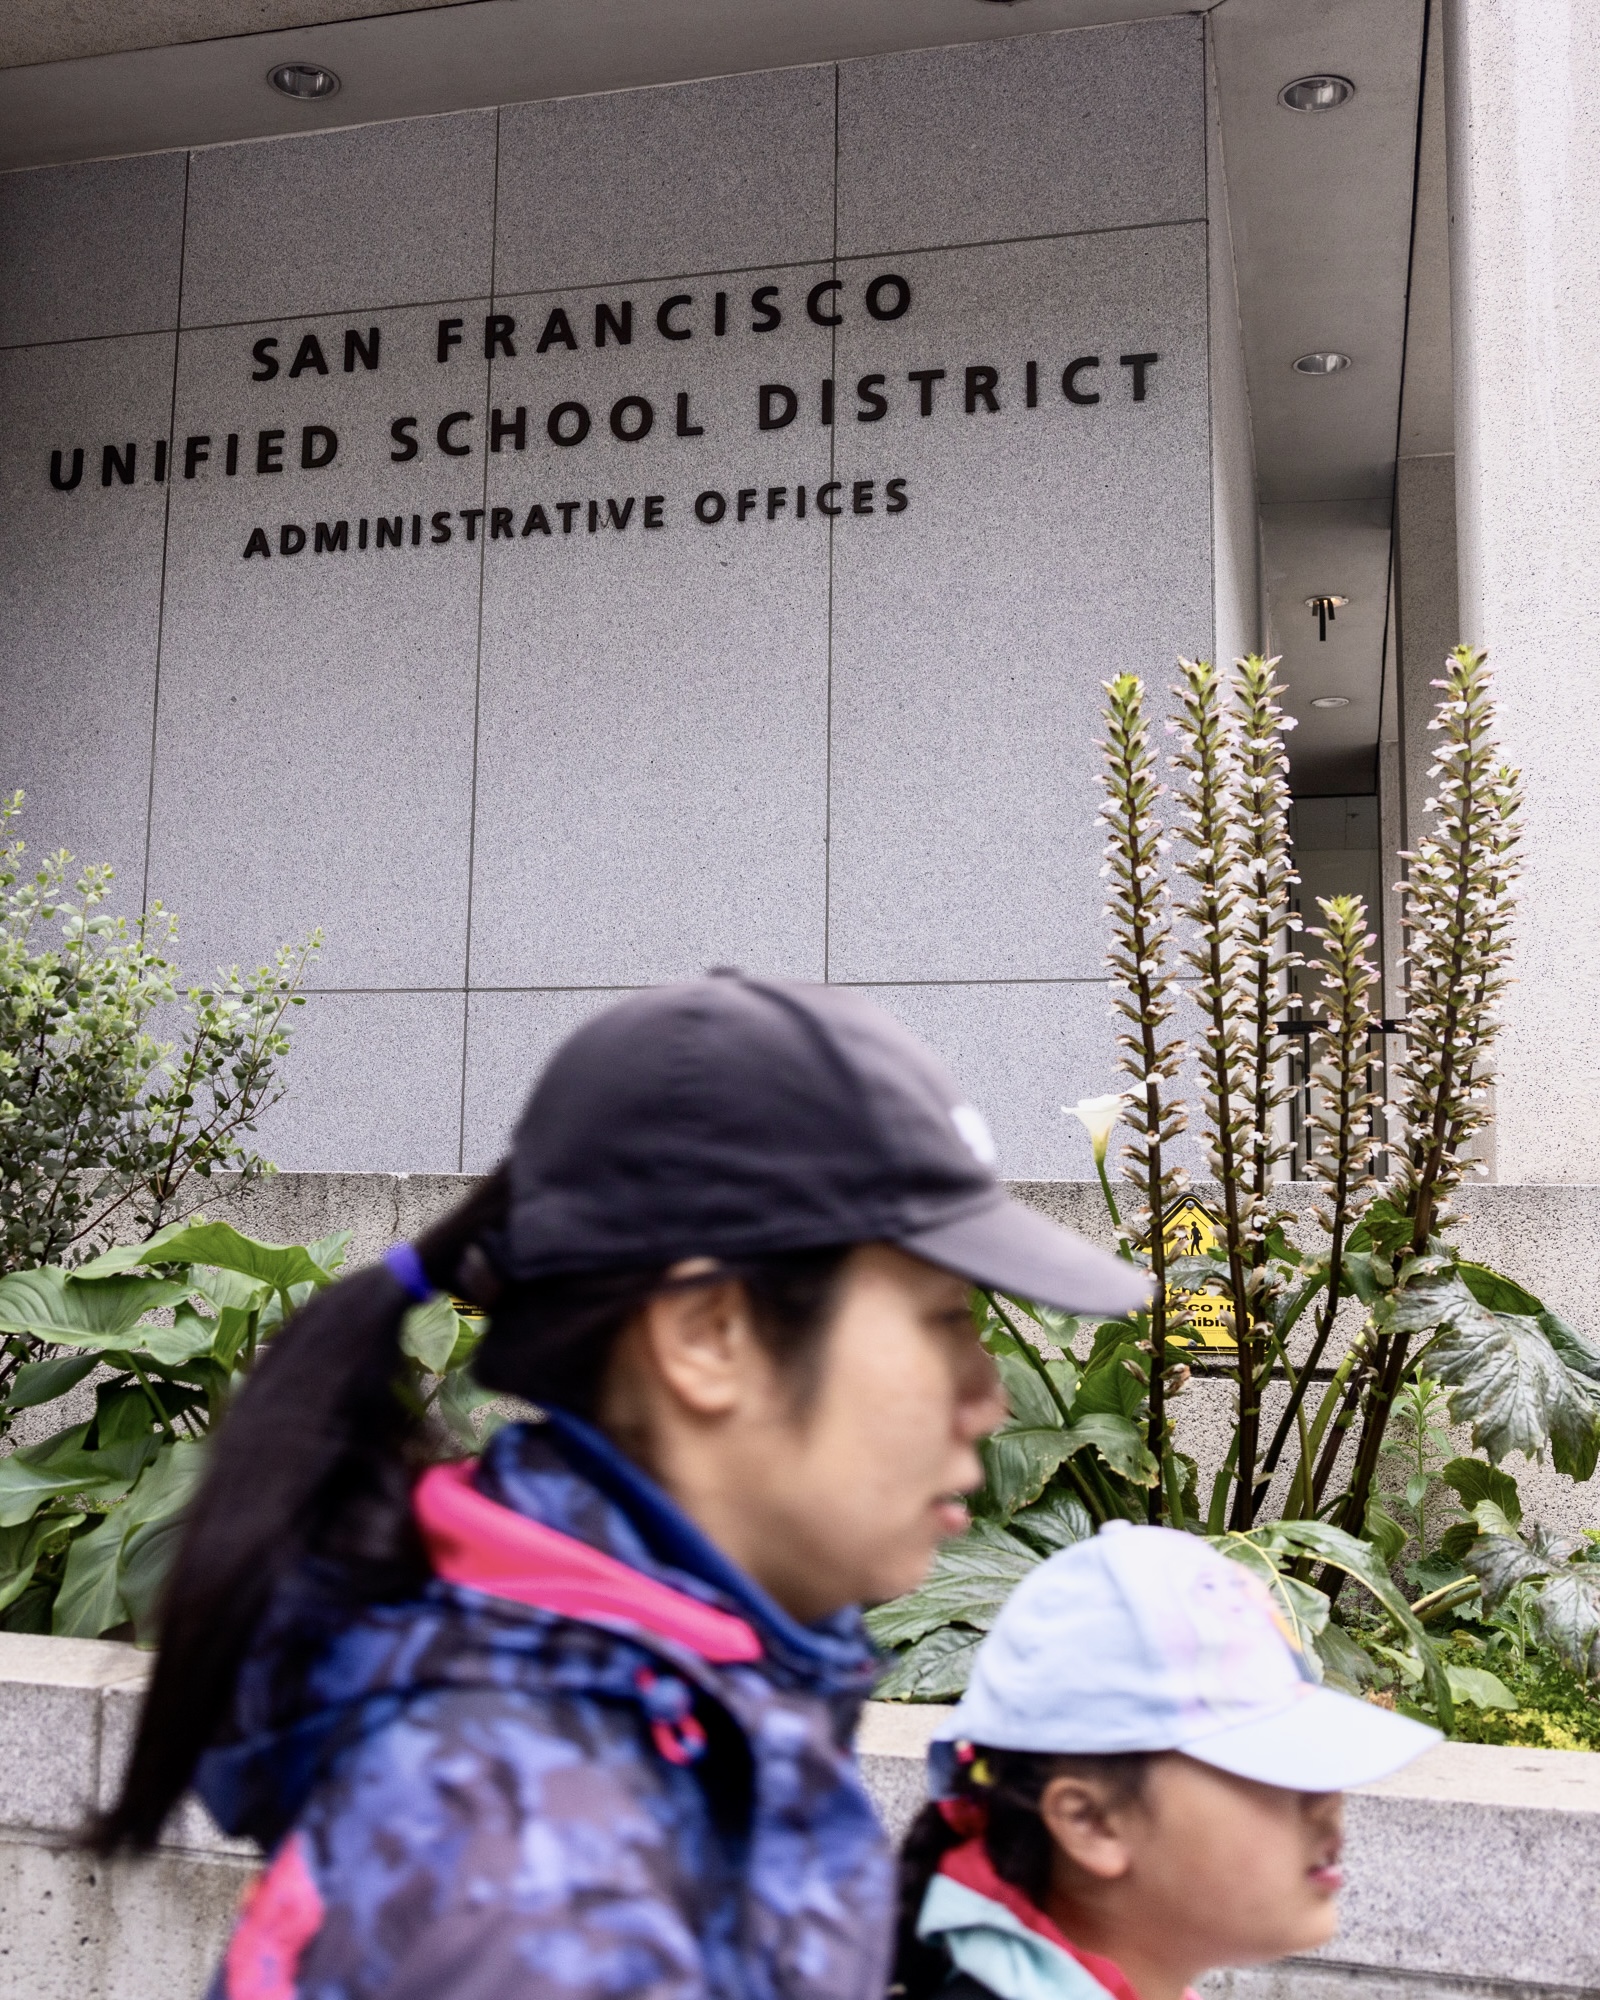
top-left (893, 1746), bottom-right (1152, 2000)
top-left (97, 1165), bottom-right (852, 1852)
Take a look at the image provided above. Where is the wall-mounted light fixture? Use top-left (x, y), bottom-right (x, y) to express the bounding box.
top-left (1279, 75), bottom-right (1355, 113)
top-left (1310, 695), bottom-right (1351, 710)
top-left (268, 62), bottom-right (340, 99)
top-left (1293, 351), bottom-right (1351, 375)
top-left (1305, 594), bottom-right (1348, 641)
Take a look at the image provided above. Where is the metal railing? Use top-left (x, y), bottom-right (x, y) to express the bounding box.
top-left (1276, 1017), bottom-right (1405, 1181)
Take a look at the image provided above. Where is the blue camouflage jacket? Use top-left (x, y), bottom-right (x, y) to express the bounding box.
top-left (198, 1412), bottom-right (892, 2000)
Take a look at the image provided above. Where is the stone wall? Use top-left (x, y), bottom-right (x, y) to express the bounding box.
top-left (2, 1637), bottom-right (1596, 2000)
top-left (153, 1169), bottom-right (1600, 1533)
top-left (0, 15), bottom-right (1228, 1184)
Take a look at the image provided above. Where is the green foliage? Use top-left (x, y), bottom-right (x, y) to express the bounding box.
top-left (871, 649), bottom-right (1600, 1740)
top-left (0, 792), bottom-right (318, 1300)
top-left (0, 1223), bottom-right (494, 1640)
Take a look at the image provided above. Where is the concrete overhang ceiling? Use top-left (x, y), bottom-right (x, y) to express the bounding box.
top-left (0, 0), bottom-right (1215, 165)
top-left (3, 0), bottom-right (1439, 801)
top-left (1211, 0), bottom-right (1438, 796)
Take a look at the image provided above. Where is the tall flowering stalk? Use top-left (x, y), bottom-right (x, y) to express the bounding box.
top-left (1170, 658), bottom-right (1261, 1527)
top-left (1266, 894), bottom-right (1381, 1516)
top-left (1098, 675), bottom-right (1188, 1520)
top-left (1392, 646), bottom-right (1522, 1246)
top-left (1336, 646), bottom-right (1521, 1540)
top-left (1233, 656), bottom-right (1300, 1228)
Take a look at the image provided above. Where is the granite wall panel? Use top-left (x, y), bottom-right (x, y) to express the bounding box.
top-left (469, 265), bottom-right (836, 989)
top-left (835, 17), bottom-right (1205, 257)
top-left (0, 335), bottom-right (174, 895)
top-left (252, 989), bottom-right (466, 1171)
top-left (461, 987), bottom-right (624, 1173)
top-left (145, 301), bottom-right (486, 986)
top-left (495, 68), bottom-right (835, 294)
top-left (3, 23), bottom-right (1222, 1173)
top-left (827, 224), bottom-right (1212, 984)
top-left (180, 111), bottom-right (496, 328)
top-left (0, 154), bottom-right (187, 348)
top-left (850, 980), bottom-right (1121, 1182)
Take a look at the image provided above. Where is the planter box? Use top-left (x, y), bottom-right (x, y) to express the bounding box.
top-left (861, 1704), bottom-right (1600, 2000)
top-left (3, 1635), bottom-right (1597, 2000)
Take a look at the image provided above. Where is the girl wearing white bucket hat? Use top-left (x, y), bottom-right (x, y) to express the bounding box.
top-left (894, 1522), bottom-right (1439, 2000)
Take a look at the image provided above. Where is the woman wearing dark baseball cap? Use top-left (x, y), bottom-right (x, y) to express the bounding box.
top-left (103, 973), bottom-right (1146, 2000)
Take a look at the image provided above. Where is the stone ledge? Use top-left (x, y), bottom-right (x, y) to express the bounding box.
top-left (2, 1638), bottom-right (1599, 2000)
top-left (0, 1633), bottom-right (249, 1857)
top-left (856, 1702), bottom-right (1600, 1993)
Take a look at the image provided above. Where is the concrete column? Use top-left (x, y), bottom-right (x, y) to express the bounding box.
top-left (1446, 0), bottom-right (1600, 1180)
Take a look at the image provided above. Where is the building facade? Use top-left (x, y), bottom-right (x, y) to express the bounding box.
top-left (1, 0), bottom-right (1589, 1189)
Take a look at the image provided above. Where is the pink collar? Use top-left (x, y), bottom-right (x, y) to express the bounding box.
top-left (938, 1840), bottom-right (1147, 2000)
top-left (413, 1459), bottom-right (763, 1664)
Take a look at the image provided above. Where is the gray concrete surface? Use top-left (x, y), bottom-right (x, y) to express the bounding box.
top-left (0, 16), bottom-right (1220, 1183)
top-left (79, 1167), bottom-right (1600, 1535)
top-left (3, 1641), bottom-right (1596, 2000)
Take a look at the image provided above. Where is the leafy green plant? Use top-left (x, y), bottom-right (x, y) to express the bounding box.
top-left (0, 792), bottom-right (318, 1293)
top-left (872, 647), bottom-right (1599, 1734)
top-left (0, 1219), bottom-right (494, 1639)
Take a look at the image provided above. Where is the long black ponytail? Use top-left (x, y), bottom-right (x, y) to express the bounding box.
top-left (98, 1167), bottom-right (852, 1853)
top-left (96, 1169), bottom-right (513, 1852)
top-left (892, 1747), bottom-right (1151, 2000)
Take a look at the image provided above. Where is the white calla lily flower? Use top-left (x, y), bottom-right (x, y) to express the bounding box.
top-left (1066, 1092), bottom-right (1129, 1165)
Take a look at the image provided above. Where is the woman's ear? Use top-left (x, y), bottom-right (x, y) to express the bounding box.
top-left (638, 1264), bottom-right (758, 1418)
top-left (1038, 1775), bottom-right (1137, 1883)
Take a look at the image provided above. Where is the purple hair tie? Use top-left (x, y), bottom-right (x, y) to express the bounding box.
top-left (385, 1242), bottom-right (436, 1304)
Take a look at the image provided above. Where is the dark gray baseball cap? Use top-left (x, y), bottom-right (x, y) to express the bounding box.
top-left (489, 972), bottom-right (1149, 1318)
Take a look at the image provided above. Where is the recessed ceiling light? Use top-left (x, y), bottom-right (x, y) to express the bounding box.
top-left (1280, 75), bottom-right (1356, 113)
top-left (268, 62), bottom-right (340, 99)
top-left (1293, 351), bottom-right (1351, 374)
top-left (1310, 696), bottom-right (1351, 710)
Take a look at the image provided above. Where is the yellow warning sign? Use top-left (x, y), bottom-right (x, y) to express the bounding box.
top-left (1159, 1196), bottom-right (1237, 1350)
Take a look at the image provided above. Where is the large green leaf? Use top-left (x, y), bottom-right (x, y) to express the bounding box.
top-left (0, 1268), bottom-right (190, 1347)
top-left (1462, 1531), bottom-right (1556, 1611)
top-left (1445, 1662), bottom-right (1517, 1710)
top-left (873, 1623), bottom-right (983, 1701)
top-left (0, 1512), bottom-right (82, 1614)
top-left (1363, 1498), bottom-right (1408, 1567)
top-left (52, 1509), bottom-right (127, 1636)
top-left (978, 1425), bottom-right (1079, 1516)
top-left (187, 1265), bottom-right (272, 1316)
top-left (0, 1428), bottom-right (155, 1527)
top-left (51, 1439), bottom-right (207, 1641)
top-left (114, 1440), bottom-right (208, 1643)
top-left (1339, 1251), bottom-right (1389, 1308)
top-left (401, 1297), bottom-right (467, 1376)
top-left (1071, 1413), bottom-right (1159, 1487)
top-left (1010, 1488), bottom-right (1094, 1556)
top-left (1377, 1259), bottom-right (1474, 1338)
top-left (1531, 1567), bottom-right (1600, 1680)
top-left (434, 1366), bottom-right (501, 1450)
top-left (979, 1412), bottom-right (1156, 1517)
top-left (307, 1230), bottom-right (352, 1279)
top-left (1440, 1457), bottom-right (1523, 1528)
top-left (1212, 1533), bottom-right (1331, 1667)
top-left (1073, 1350), bottom-right (1148, 1423)
top-left (1457, 1263), bottom-right (1544, 1316)
top-left (4, 1351), bottom-right (98, 1411)
top-left (1229, 1518), bottom-right (1454, 1727)
top-left (124, 1220), bottom-right (333, 1293)
top-left (1425, 1302), bottom-right (1599, 1478)
top-left (1313, 1619), bottom-right (1379, 1691)
top-left (865, 1521), bottom-right (1037, 1650)
top-left (1537, 1312), bottom-right (1600, 1394)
